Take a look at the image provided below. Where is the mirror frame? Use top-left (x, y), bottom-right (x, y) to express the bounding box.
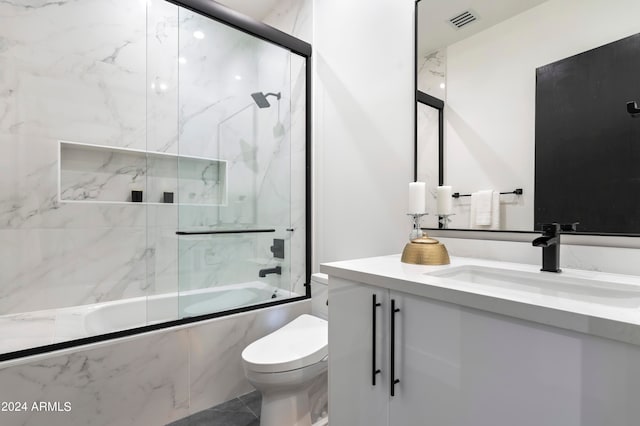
top-left (413, 0), bottom-right (640, 238)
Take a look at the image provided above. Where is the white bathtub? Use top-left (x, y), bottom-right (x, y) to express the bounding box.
top-left (84, 282), bottom-right (294, 335)
top-left (1, 282), bottom-right (295, 354)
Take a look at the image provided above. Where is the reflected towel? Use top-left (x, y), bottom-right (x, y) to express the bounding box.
top-left (470, 190), bottom-right (500, 229)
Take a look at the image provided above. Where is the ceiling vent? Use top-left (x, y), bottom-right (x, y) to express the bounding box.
top-left (448, 10), bottom-right (479, 30)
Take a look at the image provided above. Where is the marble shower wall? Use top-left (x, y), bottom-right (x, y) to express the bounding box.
top-left (418, 48), bottom-right (446, 98)
top-left (416, 48), bottom-right (445, 229)
top-left (0, 0), bottom-right (149, 315)
top-left (416, 103), bottom-right (440, 229)
top-left (263, 0), bottom-right (311, 296)
top-left (0, 0), bottom-right (308, 317)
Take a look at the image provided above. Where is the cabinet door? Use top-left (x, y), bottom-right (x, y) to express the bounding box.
top-left (389, 291), bottom-right (463, 426)
top-left (388, 291), bottom-right (612, 426)
top-left (328, 277), bottom-right (389, 426)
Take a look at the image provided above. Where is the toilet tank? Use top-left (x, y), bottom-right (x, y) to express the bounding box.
top-left (310, 273), bottom-right (328, 319)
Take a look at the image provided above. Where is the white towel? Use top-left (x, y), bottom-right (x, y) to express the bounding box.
top-left (470, 190), bottom-right (500, 229)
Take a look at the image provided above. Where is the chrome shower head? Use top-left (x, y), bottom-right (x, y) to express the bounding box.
top-left (250, 91), bottom-right (281, 108)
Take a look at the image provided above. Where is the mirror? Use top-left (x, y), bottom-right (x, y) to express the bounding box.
top-left (416, 0), bottom-right (640, 234)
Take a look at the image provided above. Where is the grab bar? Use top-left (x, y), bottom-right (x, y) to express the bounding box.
top-left (176, 229), bottom-right (275, 235)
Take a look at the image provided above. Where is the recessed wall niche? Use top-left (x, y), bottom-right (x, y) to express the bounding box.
top-left (58, 141), bottom-right (228, 206)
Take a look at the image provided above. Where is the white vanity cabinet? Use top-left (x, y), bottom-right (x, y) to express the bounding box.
top-left (329, 276), bottom-right (462, 426)
top-left (328, 273), bottom-right (640, 426)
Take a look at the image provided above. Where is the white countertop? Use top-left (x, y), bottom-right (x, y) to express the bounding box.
top-left (321, 255), bottom-right (640, 347)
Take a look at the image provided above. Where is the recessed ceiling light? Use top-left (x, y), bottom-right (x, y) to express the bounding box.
top-left (234, 75), bottom-right (242, 80)
top-left (159, 83), bottom-right (168, 92)
top-left (440, 83), bottom-right (445, 89)
top-left (178, 57), bottom-right (187, 64)
top-left (193, 30), bottom-right (205, 40)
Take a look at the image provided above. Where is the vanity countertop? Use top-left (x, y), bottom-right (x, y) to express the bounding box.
top-left (320, 255), bottom-right (640, 347)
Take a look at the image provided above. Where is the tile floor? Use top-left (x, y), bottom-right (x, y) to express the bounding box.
top-left (168, 391), bottom-right (261, 426)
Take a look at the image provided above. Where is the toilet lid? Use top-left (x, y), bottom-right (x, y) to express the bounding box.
top-left (242, 314), bottom-right (328, 373)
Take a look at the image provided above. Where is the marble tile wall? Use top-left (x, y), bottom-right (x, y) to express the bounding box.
top-left (0, 0), bottom-right (308, 319)
top-left (416, 48), bottom-right (444, 230)
top-left (0, 299), bottom-right (311, 426)
top-left (0, 326), bottom-right (190, 426)
top-left (263, 0), bottom-right (312, 44)
top-left (0, 0), bottom-right (150, 315)
top-left (416, 103), bottom-right (440, 229)
top-left (262, 0), bottom-right (311, 296)
top-left (417, 48), bottom-right (446, 99)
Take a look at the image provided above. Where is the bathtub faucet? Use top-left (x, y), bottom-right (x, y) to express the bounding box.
top-left (259, 266), bottom-right (282, 278)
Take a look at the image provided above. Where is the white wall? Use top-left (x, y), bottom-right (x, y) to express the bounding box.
top-left (441, 0), bottom-right (640, 230)
top-left (314, 0), bottom-right (415, 268)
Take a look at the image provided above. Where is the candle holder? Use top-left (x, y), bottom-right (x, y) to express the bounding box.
top-left (406, 213), bottom-right (427, 240)
top-left (438, 213), bottom-right (455, 229)
top-left (401, 213), bottom-right (450, 265)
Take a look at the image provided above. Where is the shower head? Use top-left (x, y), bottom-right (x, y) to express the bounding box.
top-left (251, 91), bottom-right (281, 108)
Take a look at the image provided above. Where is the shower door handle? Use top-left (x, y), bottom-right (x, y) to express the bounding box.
top-left (390, 298), bottom-right (400, 397)
top-left (176, 229), bottom-right (275, 235)
top-left (372, 294), bottom-right (382, 386)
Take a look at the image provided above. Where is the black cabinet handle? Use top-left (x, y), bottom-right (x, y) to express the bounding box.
top-left (372, 294), bottom-right (382, 386)
top-left (390, 298), bottom-right (400, 396)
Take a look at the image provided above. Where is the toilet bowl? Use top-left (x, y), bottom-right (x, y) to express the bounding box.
top-left (242, 274), bottom-right (328, 426)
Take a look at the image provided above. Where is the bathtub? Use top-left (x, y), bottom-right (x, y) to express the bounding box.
top-left (1, 282), bottom-right (295, 354)
top-left (84, 281), bottom-right (294, 335)
top-left (0, 297), bottom-right (314, 426)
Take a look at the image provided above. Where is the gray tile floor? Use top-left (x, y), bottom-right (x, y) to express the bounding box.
top-left (168, 391), bottom-right (261, 426)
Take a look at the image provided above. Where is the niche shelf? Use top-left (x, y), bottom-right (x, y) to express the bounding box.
top-left (58, 140), bottom-right (228, 206)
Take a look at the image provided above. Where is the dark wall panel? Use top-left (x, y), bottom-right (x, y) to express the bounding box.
top-left (535, 32), bottom-right (640, 234)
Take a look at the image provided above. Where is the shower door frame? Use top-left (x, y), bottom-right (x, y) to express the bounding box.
top-left (1, 0), bottom-right (312, 363)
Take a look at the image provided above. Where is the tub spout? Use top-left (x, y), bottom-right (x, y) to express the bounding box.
top-left (259, 266), bottom-right (281, 278)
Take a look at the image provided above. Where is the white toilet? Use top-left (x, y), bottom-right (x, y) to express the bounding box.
top-left (242, 273), bottom-right (328, 426)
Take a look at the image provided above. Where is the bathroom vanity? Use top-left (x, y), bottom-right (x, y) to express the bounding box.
top-left (321, 255), bottom-right (640, 426)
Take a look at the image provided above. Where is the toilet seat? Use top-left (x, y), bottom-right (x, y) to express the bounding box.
top-left (242, 314), bottom-right (328, 373)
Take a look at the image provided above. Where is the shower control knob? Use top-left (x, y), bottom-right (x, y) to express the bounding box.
top-left (270, 239), bottom-right (285, 259)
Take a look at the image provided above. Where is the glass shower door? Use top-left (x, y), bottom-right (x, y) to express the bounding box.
top-left (174, 6), bottom-right (303, 319)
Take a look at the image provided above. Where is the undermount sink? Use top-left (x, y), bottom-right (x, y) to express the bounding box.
top-left (426, 265), bottom-right (640, 308)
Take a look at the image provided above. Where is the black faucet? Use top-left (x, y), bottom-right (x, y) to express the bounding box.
top-left (259, 266), bottom-right (282, 278)
top-left (532, 222), bottom-right (578, 272)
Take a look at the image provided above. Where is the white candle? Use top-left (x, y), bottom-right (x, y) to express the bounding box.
top-left (409, 182), bottom-right (426, 213)
top-left (437, 186), bottom-right (453, 215)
